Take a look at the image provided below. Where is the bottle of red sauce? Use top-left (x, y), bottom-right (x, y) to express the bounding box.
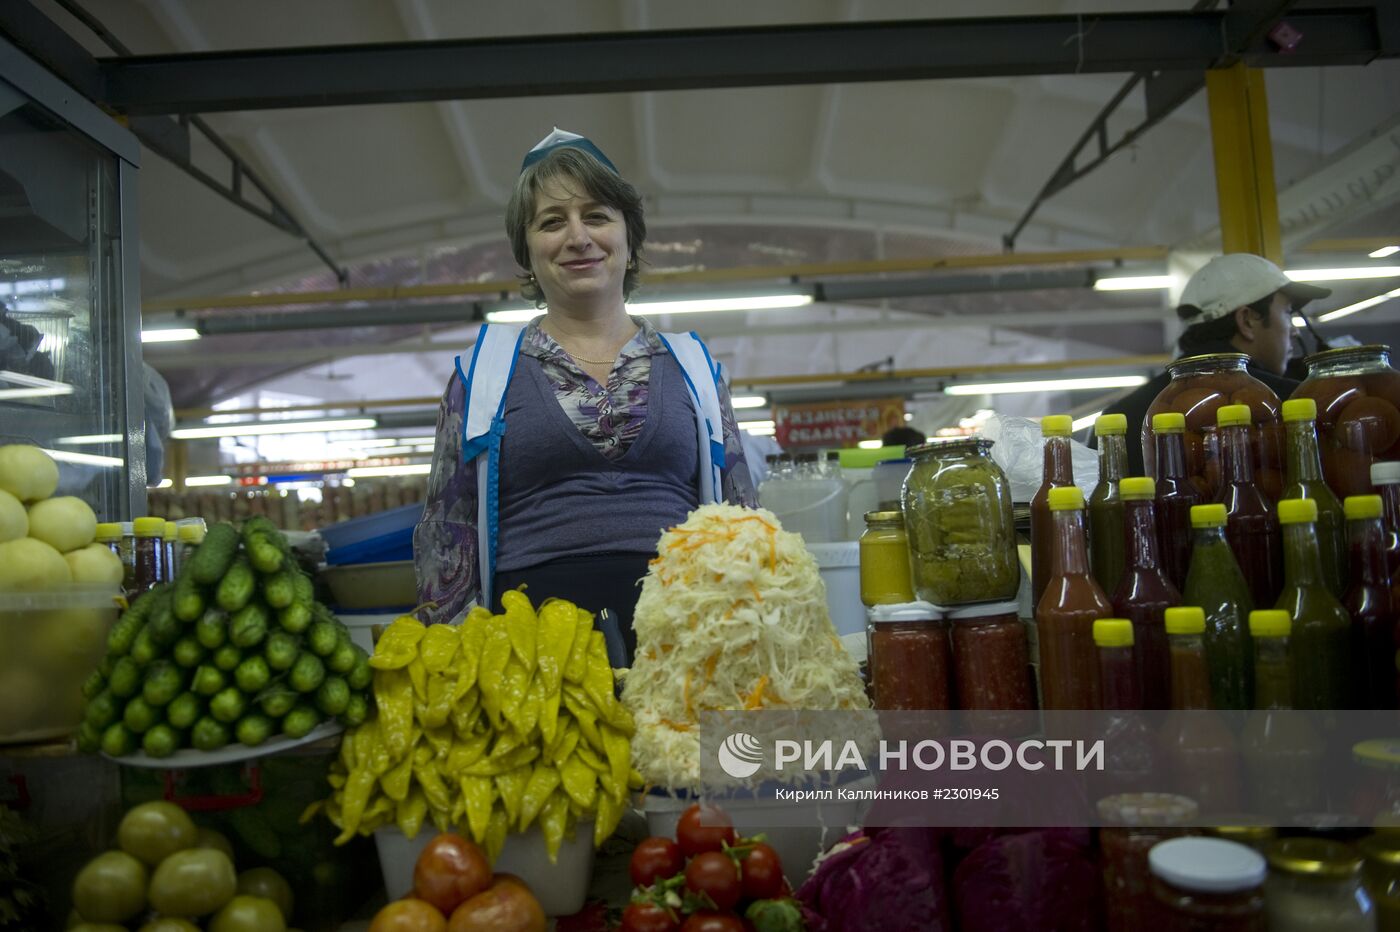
top-left (1112, 477), bottom-right (1180, 710)
top-left (1151, 412), bottom-right (1202, 592)
top-left (1036, 486), bottom-right (1112, 710)
top-left (1215, 405), bottom-right (1281, 609)
top-left (1159, 606), bottom-right (1240, 813)
top-left (1342, 495), bottom-right (1398, 710)
top-left (1031, 415), bottom-right (1076, 609)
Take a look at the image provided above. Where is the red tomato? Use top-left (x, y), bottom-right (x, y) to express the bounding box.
top-left (619, 902), bottom-right (681, 932)
top-left (412, 833), bottom-right (492, 916)
top-left (684, 851), bottom-right (742, 912)
top-left (630, 837), bottom-right (685, 888)
top-left (368, 897), bottom-right (447, 932)
top-left (679, 913), bottom-right (745, 932)
top-left (675, 804), bottom-right (737, 858)
top-left (739, 843), bottom-right (785, 901)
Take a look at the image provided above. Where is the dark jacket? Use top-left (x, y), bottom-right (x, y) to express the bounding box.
top-left (1095, 339), bottom-right (1300, 476)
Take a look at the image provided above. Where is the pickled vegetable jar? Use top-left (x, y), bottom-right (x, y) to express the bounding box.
top-left (903, 438), bottom-right (1019, 605)
top-left (859, 511), bottom-right (915, 606)
top-left (1143, 353), bottom-right (1284, 502)
top-left (948, 601), bottom-right (1032, 711)
top-left (1150, 836), bottom-right (1266, 930)
top-left (1292, 344), bottom-right (1400, 500)
top-left (867, 602), bottom-right (951, 710)
top-left (1264, 838), bottom-right (1375, 931)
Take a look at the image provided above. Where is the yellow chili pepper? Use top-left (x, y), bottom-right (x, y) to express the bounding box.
top-left (563, 692), bottom-right (605, 754)
top-left (600, 724), bottom-right (630, 799)
top-left (414, 757), bottom-right (453, 815)
top-left (540, 790), bottom-right (570, 863)
top-left (333, 769), bottom-right (377, 845)
top-left (559, 752), bottom-right (599, 811)
top-left (537, 599), bottom-right (574, 694)
top-left (583, 630), bottom-right (618, 717)
top-left (479, 613), bottom-right (513, 728)
top-left (450, 689), bottom-right (480, 738)
top-left (419, 623), bottom-right (460, 674)
top-left (485, 808), bottom-right (510, 864)
top-left (494, 765), bottom-right (530, 826)
top-left (461, 746), bottom-right (538, 777)
top-left (395, 787), bottom-right (429, 840)
top-left (459, 774), bottom-right (495, 845)
top-left (455, 607), bottom-right (491, 699)
top-left (519, 763), bottom-right (560, 831)
top-left (500, 588), bottom-right (538, 673)
top-left (423, 675), bottom-right (453, 730)
top-left (563, 607), bottom-right (592, 684)
top-left (499, 658), bottom-right (530, 733)
top-left (369, 615), bottom-right (426, 670)
top-left (445, 729), bottom-right (491, 776)
top-left (406, 656), bottom-right (428, 704)
top-left (518, 675), bottom-right (544, 739)
top-left (380, 754), bottom-right (414, 802)
top-left (595, 791), bottom-right (624, 847)
top-left (374, 668), bottom-right (415, 758)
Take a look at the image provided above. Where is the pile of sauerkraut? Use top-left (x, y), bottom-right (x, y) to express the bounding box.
top-left (622, 504), bottom-right (870, 788)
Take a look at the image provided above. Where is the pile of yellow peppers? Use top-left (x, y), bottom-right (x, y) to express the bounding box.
top-left (312, 590), bottom-right (637, 862)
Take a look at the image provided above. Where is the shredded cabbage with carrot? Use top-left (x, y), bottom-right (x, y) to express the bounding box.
top-left (622, 504), bottom-right (870, 788)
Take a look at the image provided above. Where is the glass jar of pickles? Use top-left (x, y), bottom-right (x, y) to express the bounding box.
top-left (1291, 345), bottom-right (1400, 499)
top-left (1264, 838), bottom-right (1375, 931)
top-left (1143, 353), bottom-right (1284, 501)
top-left (902, 438), bottom-right (1018, 605)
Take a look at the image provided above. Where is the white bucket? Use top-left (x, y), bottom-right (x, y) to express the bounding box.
top-left (374, 822), bottom-right (595, 917)
top-left (761, 478), bottom-right (849, 544)
top-left (335, 611), bottom-right (401, 654)
top-left (807, 541), bottom-right (865, 637)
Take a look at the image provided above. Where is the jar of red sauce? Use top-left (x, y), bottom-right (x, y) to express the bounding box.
top-left (948, 600), bottom-right (1033, 711)
top-left (1099, 792), bottom-right (1199, 932)
top-left (1143, 353), bottom-right (1284, 502)
top-left (1291, 344), bottom-right (1400, 500)
top-left (867, 601), bottom-right (951, 710)
top-left (1149, 836), bottom-right (1267, 930)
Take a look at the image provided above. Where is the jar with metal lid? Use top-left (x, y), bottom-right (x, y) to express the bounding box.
top-left (1265, 837), bottom-right (1375, 931)
top-left (1205, 824), bottom-right (1278, 856)
top-left (1292, 345), bottom-right (1400, 499)
top-left (860, 510), bottom-right (914, 606)
top-left (1099, 792), bottom-right (1200, 932)
top-left (1355, 740), bottom-right (1400, 830)
top-left (1144, 353), bottom-right (1284, 501)
top-left (948, 600), bottom-right (1032, 711)
top-left (1361, 834), bottom-right (1400, 932)
top-left (902, 437), bottom-right (1018, 605)
top-left (867, 601), bottom-right (950, 710)
top-left (1150, 836), bottom-right (1266, 930)
top-left (131, 516), bottom-right (168, 592)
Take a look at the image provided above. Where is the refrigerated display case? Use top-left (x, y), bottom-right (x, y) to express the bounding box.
top-left (0, 36), bottom-right (145, 522)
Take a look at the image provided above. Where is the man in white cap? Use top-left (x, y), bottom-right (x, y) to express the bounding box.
top-left (1100, 253), bottom-right (1331, 474)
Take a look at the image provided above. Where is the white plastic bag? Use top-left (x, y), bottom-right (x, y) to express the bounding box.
top-left (981, 413), bottom-right (1099, 503)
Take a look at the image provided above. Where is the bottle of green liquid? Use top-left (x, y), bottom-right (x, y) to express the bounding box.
top-left (1279, 398), bottom-right (1347, 598)
top-left (1276, 497), bottom-right (1353, 709)
top-left (1183, 503), bottom-right (1254, 710)
top-left (1089, 413), bottom-right (1128, 599)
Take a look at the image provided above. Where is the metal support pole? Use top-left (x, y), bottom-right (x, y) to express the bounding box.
top-left (1205, 63), bottom-right (1283, 263)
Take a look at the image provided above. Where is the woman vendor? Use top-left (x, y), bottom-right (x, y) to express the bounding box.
top-left (413, 129), bottom-right (757, 655)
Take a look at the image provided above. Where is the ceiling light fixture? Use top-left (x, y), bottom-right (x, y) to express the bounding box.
top-left (56, 434), bottom-right (122, 445)
top-left (485, 293), bottom-right (813, 324)
top-left (1317, 286), bottom-right (1400, 323)
top-left (730, 395), bottom-right (767, 409)
top-left (346, 464), bottom-right (432, 478)
top-left (171, 417), bottom-right (378, 440)
top-left (40, 448), bottom-right (123, 467)
top-left (185, 475), bottom-right (234, 487)
top-left (141, 328), bottom-right (202, 343)
top-left (1369, 246), bottom-right (1400, 259)
top-left (0, 370), bottom-right (73, 400)
top-left (155, 478), bottom-right (173, 489)
top-left (1092, 274), bottom-right (1177, 291)
top-left (1071, 411), bottom-right (1104, 432)
top-left (1285, 266), bottom-right (1400, 282)
top-left (857, 439), bottom-right (884, 449)
top-left (944, 375), bottom-right (1149, 396)
top-left (739, 419), bottom-right (775, 430)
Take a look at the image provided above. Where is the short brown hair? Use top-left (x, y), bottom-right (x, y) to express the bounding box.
top-left (504, 146), bottom-right (647, 307)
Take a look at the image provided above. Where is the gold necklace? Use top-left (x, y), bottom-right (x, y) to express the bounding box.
top-left (567, 350), bottom-right (617, 365)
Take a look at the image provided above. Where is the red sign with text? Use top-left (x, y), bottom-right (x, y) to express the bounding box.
top-left (774, 398), bottom-right (906, 448)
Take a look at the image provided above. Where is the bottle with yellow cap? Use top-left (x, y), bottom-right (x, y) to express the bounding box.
top-left (1089, 413), bottom-right (1129, 598)
top-left (1343, 495), bottom-right (1398, 710)
top-left (1241, 610), bottom-right (1327, 816)
top-left (162, 519), bottom-right (179, 578)
top-left (131, 515), bottom-right (169, 593)
top-left (1111, 476), bottom-right (1179, 709)
top-left (1281, 396), bottom-right (1348, 598)
top-left (1160, 603), bottom-right (1242, 812)
top-left (1036, 485), bottom-right (1112, 710)
top-left (1150, 411), bottom-right (1204, 591)
top-left (1031, 415), bottom-right (1076, 609)
top-left (1217, 404), bottom-right (1283, 609)
top-left (1276, 497), bottom-right (1353, 710)
top-left (1094, 619), bottom-right (1138, 710)
top-left (1183, 503), bottom-right (1255, 710)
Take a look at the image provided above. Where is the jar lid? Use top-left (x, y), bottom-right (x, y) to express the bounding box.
top-left (1168, 352), bottom-right (1249, 372)
top-left (945, 600), bottom-right (1020, 621)
top-left (1191, 503), bottom-right (1227, 528)
top-left (1281, 398), bottom-right (1318, 423)
top-left (1047, 486), bottom-right (1084, 511)
top-left (1205, 823), bottom-right (1277, 843)
top-left (1345, 495), bottom-right (1384, 521)
top-left (1151, 412), bottom-right (1186, 433)
top-left (1041, 415), bottom-right (1072, 438)
top-left (1353, 739), bottom-right (1400, 770)
top-left (1249, 610), bottom-right (1291, 638)
top-left (1095, 413), bottom-right (1127, 436)
top-left (132, 516), bottom-right (165, 536)
top-left (1097, 792), bottom-right (1199, 826)
top-left (1216, 404), bottom-right (1252, 427)
top-left (1093, 619), bottom-right (1133, 648)
top-left (864, 510), bottom-right (904, 524)
top-left (1164, 606), bottom-right (1205, 635)
top-left (1120, 477), bottom-right (1155, 501)
top-left (1149, 837), bottom-right (1266, 893)
top-left (1373, 461), bottom-right (1400, 486)
top-left (1266, 838), bottom-right (1362, 879)
top-left (95, 522), bottom-right (122, 540)
top-left (868, 601), bottom-right (942, 623)
top-left (1278, 497), bottom-right (1318, 525)
top-left (178, 524), bottom-right (206, 543)
top-left (1304, 344), bottom-right (1391, 368)
top-left (906, 437), bottom-right (992, 459)
top-left (1360, 835), bottom-right (1400, 866)
top-left (163, 520), bottom-right (178, 539)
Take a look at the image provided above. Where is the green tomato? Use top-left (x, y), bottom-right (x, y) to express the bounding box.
top-left (313, 676), bottom-right (350, 717)
top-left (172, 636), bottom-right (206, 669)
top-left (191, 715), bottom-right (230, 752)
top-left (212, 644), bottom-right (242, 672)
top-left (166, 691), bottom-right (203, 730)
top-left (235, 713), bottom-right (274, 747)
top-left (148, 847), bottom-right (237, 918)
top-left (117, 800), bottom-right (197, 865)
top-left (233, 655), bottom-right (270, 694)
top-left (209, 687), bottom-right (246, 724)
top-left (281, 705), bottom-right (319, 739)
top-left (235, 867), bottom-right (294, 922)
top-left (209, 895), bottom-right (286, 932)
top-left (121, 696), bottom-right (158, 734)
top-left (71, 850), bottom-right (147, 922)
top-left (193, 826), bottom-right (236, 860)
top-left (99, 722), bottom-right (135, 757)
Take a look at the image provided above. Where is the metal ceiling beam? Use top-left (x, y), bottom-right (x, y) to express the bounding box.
top-left (93, 8), bottom-right (1393, 115)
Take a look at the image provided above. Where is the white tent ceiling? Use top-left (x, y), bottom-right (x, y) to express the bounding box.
top-left (24, 0), bottom-right (1400, 412)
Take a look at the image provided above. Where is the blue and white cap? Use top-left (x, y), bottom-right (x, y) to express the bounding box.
top-left (520, 127), bottom-right (619, 175)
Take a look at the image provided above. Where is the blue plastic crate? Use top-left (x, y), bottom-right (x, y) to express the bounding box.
top-left (319, 503), bottom-right (422, 553)
top-left (325, 527), bottom-right (414, 566)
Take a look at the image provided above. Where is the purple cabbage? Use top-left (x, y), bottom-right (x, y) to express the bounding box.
top-left (795, 828), bottom-right (952, 932)
top-left (952, 829), bottom-right (1101, 931)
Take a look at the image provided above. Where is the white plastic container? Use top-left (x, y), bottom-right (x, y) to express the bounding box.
top-left (761, 477), bottom-right (849, 544)
top-left (807, 541), bottom-right (865, 637)
top-left (334, 611), bottom-right (401, 654)
top-left (374, 822), bottom-right (595, 917)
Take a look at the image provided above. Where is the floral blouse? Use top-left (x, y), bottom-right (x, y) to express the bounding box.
top-left (412, 317), bottom-right (756, 623)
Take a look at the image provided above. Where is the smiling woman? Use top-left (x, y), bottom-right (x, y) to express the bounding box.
top-left (412, 129), bottom-right (755, 656)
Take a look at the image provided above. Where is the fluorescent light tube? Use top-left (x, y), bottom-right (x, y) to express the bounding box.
top-left (346, 464), bottom-right (432, 478)
top-left (57, 434), bottom-right (122, 445)
top-left (485, 294), bottom-right (813, 324)
top-left (327, 438), bottom-right (401, 448)
top-left (171, 417), bottom-right (377, 440)
top-left (945, 375), bottom-right (1149, 396)
top-left (740, 419), bottom-right (775, 430)
top-left (857, 439), bottom-right (884, 449)
top-left (0, 370), bottom-right (73, 400)
top-left (1317, 287), bottom-right (1400, 323)
top-left (185, 475), bottom-right (233, 487)
top-left (155, 478), bottom-right (173, 489)
top-left (1093, 275), bottom-right (1176, 291)
top-left (142, 328), bottom-right (201, 343)
top-left (1071, 411), bottom-right (1104, 432)
top-left (40, 448), bottom-right (123, 467)
top-left (1369, 246), bottom-right (1400, 259)
top-left (1284, 266), bottom-right (1400, 282)
top-left (731, 395), bottom-right (767, 409)
top-left (744, 426), bottom-right (776, 436)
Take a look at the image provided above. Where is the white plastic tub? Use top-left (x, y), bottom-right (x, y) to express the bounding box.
top-left (807, 541), bottom-right (864, 637)
top-left (374, 821), bottom-right (595, 917)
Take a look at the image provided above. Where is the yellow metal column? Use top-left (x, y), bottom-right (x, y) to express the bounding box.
top-left (1205, 63), bottom-right (1283, 263)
